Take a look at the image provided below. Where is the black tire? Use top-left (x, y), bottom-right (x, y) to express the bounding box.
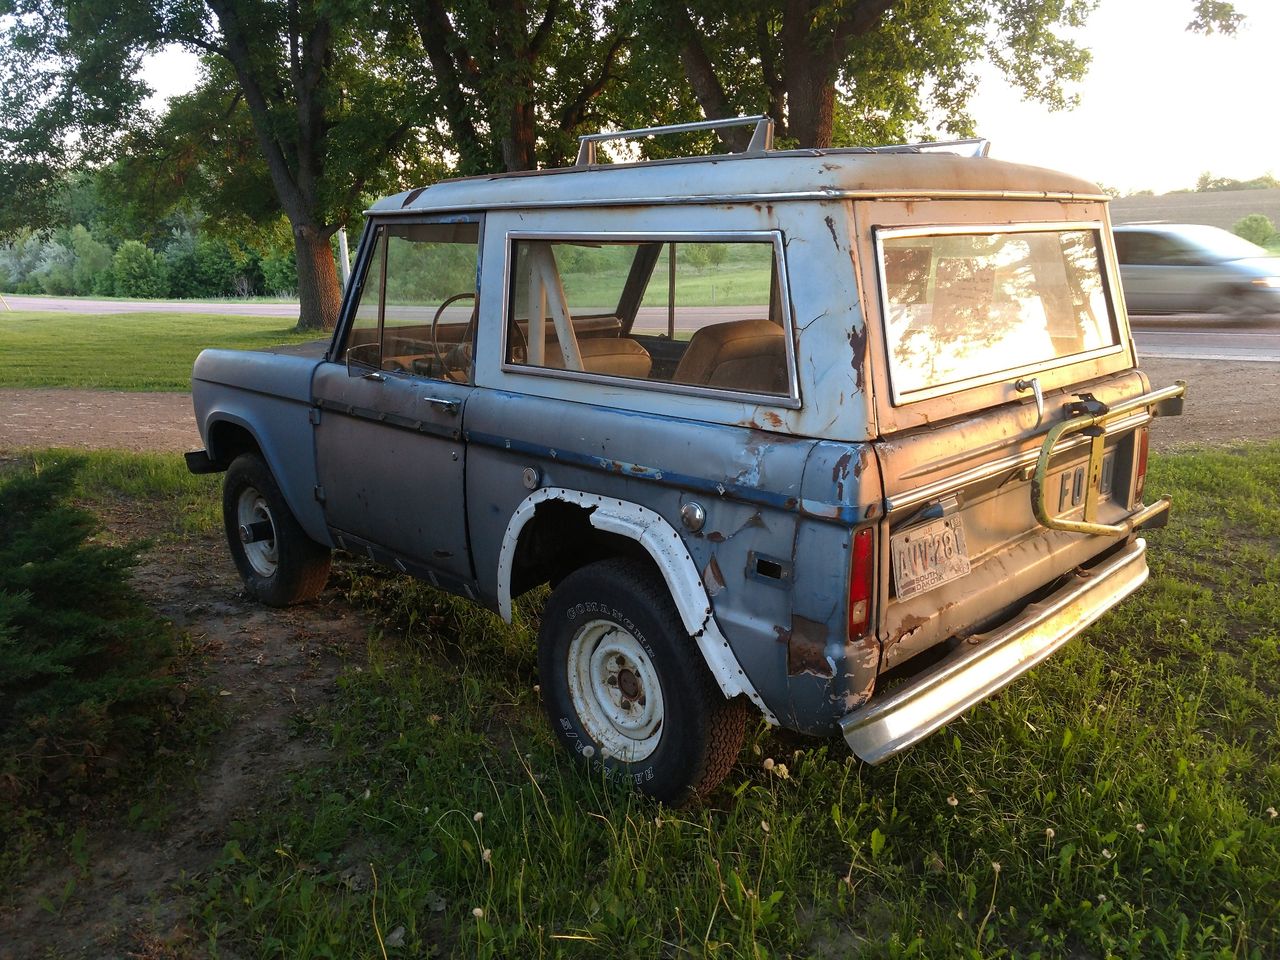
top-left (222, 453), bottom-right (331, 607)
top-left (537, 558), bottom-right (746, 805)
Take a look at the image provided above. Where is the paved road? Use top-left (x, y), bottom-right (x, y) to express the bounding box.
top-left (1129, 315), bottom-right (1280, 363)
top-left (0, 294), bottom-right (301, 317)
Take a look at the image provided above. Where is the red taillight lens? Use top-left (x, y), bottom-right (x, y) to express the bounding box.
top-left (848, 527), bottom-right (875, 640)
top-left (1134, 425), bottom-right (1150, 504)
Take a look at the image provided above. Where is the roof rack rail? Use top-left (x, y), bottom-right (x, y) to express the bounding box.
top-left (869, 138), bottom-right (990, 158)
top-left (575, 115), bottom-right (774, 166)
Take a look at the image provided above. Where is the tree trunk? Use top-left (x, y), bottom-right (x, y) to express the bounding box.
top-left (293, 224), bottom-right (342, 331)
top-left (503, 95), bottom-right (538, 171)
top-left (780, 2), bottom-right (839, 148)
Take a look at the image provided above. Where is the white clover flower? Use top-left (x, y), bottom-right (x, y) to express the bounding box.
top-left (482, 848), bottom-right (492, 863)
top-left (1101, 848), bottom-right (1113, 859)
top-left (1135, 823), bottom-right (1146, 833)
top-left (991, 861), bottom-right (1002, 874)
top-left (472, 907), bottom-right (484, 919)
top-left (1045, 827), bottom-right (1056, 840)
top-left (1267, 807), bottom-right (1278, 819)
top-left (760, 820), bottom-right (770, 833)
top-left (947, 794), bottom-right (959, 807)
top-left (473, 811), bottom-right (484, 823)
top-left (762, 757), bottom-right (775, 771)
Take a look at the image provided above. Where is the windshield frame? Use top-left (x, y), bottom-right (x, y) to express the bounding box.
top-left (873, 220), bottom-right (1126, 406)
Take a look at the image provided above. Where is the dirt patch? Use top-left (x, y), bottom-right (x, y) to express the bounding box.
top-left (1139, 359), bottom-right (1279, 451)
top-left (0, 389), bottom-right (200, 453)
top-left (0, 514), bottom-right (371, 959)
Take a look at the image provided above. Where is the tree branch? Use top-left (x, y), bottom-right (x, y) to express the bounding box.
top-left (557, 27), bottom-right (628, 132)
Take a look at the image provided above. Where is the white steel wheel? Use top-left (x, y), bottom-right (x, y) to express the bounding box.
top-left (566, 619), bottom-right (666, 763)
top-left (236, 486), bottom-right (278, 577)
top-left (222, 453), bottom-right (330, 607)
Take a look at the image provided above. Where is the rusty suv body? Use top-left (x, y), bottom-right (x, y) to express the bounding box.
top-left (189, 119), bottom-right (1183, 802)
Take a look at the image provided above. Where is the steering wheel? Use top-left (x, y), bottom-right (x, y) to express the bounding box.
top-left (429, 292), bottom-right (478, 382)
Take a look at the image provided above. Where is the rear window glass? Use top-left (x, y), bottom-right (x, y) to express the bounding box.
top-left (877, 227), bottom-right (1119, 401)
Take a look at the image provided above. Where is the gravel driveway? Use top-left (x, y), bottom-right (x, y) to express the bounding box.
top-left (0, 357), bottom-right (1274, 455)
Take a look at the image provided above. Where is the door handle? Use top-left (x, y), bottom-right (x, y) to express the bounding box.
top-left (424, 396), bottom-right (461, 416)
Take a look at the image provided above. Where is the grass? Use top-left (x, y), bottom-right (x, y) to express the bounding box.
top-left (167, 442), bottom-right (1280, 958)
top-left (0, 311), bottom-right (318, 391)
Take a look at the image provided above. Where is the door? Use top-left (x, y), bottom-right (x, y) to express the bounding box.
top-left (312, 218), bottom-right (482, 583)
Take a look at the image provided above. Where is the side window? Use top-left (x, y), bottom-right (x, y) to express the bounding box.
top-left (345, 221), bottom-right (480, 383)
top-left (505, 237), bottom-right (792, 398)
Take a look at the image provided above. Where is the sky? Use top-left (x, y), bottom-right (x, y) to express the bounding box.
top-left (140, 0), bottom-right (1278, 197)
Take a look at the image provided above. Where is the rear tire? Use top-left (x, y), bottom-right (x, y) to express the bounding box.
top-left (222, 453), bottom-right (331, 607)
top-left (537, 558), bottom-right (746, 805)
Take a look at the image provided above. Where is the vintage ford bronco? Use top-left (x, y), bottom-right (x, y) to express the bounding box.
top-left (188, 117), bottom-right (1185, 804)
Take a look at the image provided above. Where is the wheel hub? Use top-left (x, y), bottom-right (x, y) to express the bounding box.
top-left (236, 486), bottom-right (278, 578)
top-left (566, 620), bottom-right (665, 763)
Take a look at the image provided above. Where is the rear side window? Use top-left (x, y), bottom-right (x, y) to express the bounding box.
top-left (876, 224), bottom-right (1120, 402)
top-left (504, 235), bottom-right (796, 401)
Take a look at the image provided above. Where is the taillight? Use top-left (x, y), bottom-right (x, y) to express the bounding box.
top-left (848, 527), bottom-right (875, 640)
top-left (1134, 425), bottom-right (1150, 504)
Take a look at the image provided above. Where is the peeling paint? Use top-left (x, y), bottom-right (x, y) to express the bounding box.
top-left (824, 215), bottom-right (840, 248)
top-left (702, 554), bottom-right (726, 596)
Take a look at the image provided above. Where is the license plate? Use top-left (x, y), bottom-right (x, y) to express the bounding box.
top-left (891, 516), bottom-right (971, 601)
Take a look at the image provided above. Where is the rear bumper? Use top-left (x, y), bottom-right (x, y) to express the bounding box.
top-left (840, 537), bottom-right (1149, 764)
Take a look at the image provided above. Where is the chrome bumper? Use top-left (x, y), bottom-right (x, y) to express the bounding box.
top-left (840, 538), bottom-right (1150, 764)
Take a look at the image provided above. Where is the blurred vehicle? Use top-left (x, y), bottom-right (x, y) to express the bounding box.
top-left (1113, 222), bottom-right (1280, 316)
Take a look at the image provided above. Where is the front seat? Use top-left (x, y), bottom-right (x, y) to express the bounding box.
top-left (672, 319), bottom-right (787, 393)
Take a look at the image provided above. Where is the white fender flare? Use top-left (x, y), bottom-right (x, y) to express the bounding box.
top-left (497, 487), bottom-right (776, 723)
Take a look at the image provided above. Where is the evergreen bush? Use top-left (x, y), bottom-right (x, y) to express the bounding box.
top-left (111, 240), bottom-right (168, 298)
top-left (0, 460), bottom-right (175, 801)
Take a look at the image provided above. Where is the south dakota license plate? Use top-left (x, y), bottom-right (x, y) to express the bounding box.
top-left (890, 516), bottom-right (971, 601)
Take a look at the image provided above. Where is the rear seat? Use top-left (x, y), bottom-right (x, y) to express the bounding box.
top-left (672, 319), bottom-right (787, 393)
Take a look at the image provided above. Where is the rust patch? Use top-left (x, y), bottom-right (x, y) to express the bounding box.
top-left (763, 411), bottom-right (784, 428)
top-left (702, 554), bottom-right (726, 597)
top-left (824, 215), bottom-right (840, 248)
top-left (847, 327), bottom-right (867, 392)
top-left (787, 616), bottom-right (834, 677)
top-left (707, 531), bottom-right (726, 543)
top-left (888, 613), bottom-right (929, 648)
top-left (831, 450), bottom-right (853, 499)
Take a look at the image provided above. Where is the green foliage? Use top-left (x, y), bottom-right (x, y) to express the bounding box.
top-left (1196, 171), bottom-right (1280, 192)
top-left (1233, 214), bottom-right (1276, 247)
top-left (110, 239), bottom-right (166, 298)
top-left (0, 459), bottom-right (175, 801)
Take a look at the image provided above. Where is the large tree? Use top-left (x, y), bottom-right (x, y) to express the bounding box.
top-left (649, 0), bottom-right (1245, 151)
top-left (0, 0), bottom-right (430, 329)
top-left (401, 0), bottom-right (635, 172)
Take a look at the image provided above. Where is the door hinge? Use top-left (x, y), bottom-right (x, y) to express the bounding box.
top-left (309, 407), bottom-right (322, 425)
top-left (314, 484), bottom-right (325, 503)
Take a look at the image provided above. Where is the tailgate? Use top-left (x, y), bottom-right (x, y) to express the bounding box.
top-left (872, 370), bottom-right (1168, 672)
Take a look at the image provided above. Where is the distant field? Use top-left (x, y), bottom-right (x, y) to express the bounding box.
top-left (0, 311), bottom-right (319, 391)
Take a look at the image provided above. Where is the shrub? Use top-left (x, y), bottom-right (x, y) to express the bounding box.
top-left (0, 460), bottom-right (174, 801)
top-left (69, 225), bottom-right (113, 294)
top-left (111, 240), bottom-right (168, 298)
top-left (1233, 214), bottom-right (1276, 247)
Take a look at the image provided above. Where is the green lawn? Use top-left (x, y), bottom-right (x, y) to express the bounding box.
top-left (0, 311), bottom-right (318, 391)
top-left (164, 443), bottom-right (1277, 958)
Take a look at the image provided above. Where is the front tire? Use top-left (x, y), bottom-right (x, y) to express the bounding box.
top-left (537, 558), bottom-right (746, 805)
top-left (222, 453), bottom-right (331, 607)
